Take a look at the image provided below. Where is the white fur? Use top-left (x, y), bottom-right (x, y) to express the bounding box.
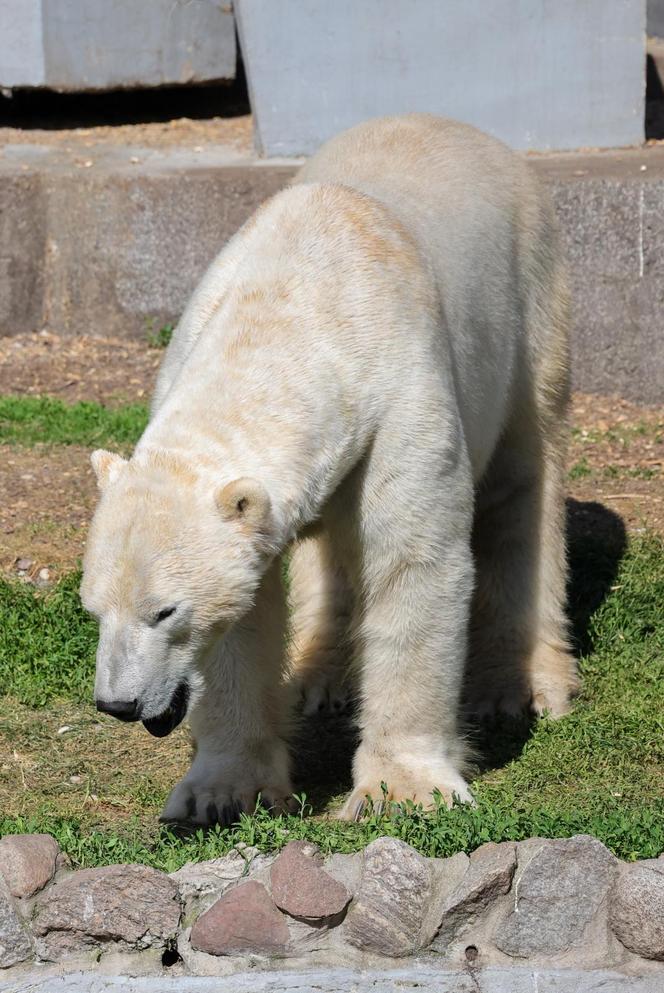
top-left (81, 115), bottom-right (577, 823)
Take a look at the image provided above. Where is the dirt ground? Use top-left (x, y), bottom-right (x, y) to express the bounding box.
top-left (0, 332), bottom-right (662, 578)
top-left (0, 112), bottom-right (252, 154)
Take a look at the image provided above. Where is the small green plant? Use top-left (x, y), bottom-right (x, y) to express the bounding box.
top-left (568, 457), bottom-right (592, 480)
top-left (146, 321), bottom-right (175, 349)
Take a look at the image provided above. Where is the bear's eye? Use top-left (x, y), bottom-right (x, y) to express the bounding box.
top-left (155, 606), bottom-right (177, 624)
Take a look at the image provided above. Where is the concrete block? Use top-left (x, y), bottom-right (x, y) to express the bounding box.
top-left (0, 0), bottom-right (44, 88)
top-left (0, 143), bottom-right (662, 403)
top-left (0, 172), bottom-right (46, 331)
top-left (236, 0), bottom-right (646, 155)
top-left (649, 0), bottom-right (664, 38)
top-left (0, 0), bottom-right (235, 91)
top-left (539, 149), bottom-right (664, 402)
top-left (3, 968), bottom-right (664, 993)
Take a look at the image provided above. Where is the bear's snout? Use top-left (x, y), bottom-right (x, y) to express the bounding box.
top-left (95, 697), bottom-right (140, 722)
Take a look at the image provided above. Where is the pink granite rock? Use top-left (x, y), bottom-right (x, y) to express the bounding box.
top-left (270, 841), bottom-right (351, 923)
top-left (190, 880), bottom-right (289, 956)
top-left (0, 875), bottom-right (32, 968)
top-left (344, 837), bottom-right (434, 956)
top-left (610, 860), bottom-right (664, 960)
top-left (0, 833), bottom-right (60, 898)
top-left (33, 863), bottom-right (180, 959)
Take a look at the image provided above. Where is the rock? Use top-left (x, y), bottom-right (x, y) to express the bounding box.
top-left (610, 860), bottom-right (664, 960)
top-left (0, 876), bottom-right (32, 968)
top-left (270, 841), bottom-right (351, 923)
top-left (344, 837), bottom-right (433, 957)
top-left (435, 841), bottom-right (516, 946)
top-left (422, 851), bottom-right (470, 947)
top-left (15, 558), bottom-right (33, 572)
top-left (171, 848), bottom-right (273, 916)
top-left (34, 567), bottom-right (52, 589)
top-left (33, 864), bottom-right (180, 959)
top-left (324, 852), bottom-right (363, 897)
top-left (190, 880), bottom-right (289, 956)
top-left (495, 835), bottom-right (618, 959)
top-left (0, 833), bottom-right (60, 898)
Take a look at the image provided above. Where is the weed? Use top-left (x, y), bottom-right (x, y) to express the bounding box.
top-left (146, 321), bottom-right (175, 349)
top-left (568, 457), bottom-right (592, 480)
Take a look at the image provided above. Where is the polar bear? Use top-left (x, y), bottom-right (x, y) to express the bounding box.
top-left (80, 114), bottom-right (578, 824)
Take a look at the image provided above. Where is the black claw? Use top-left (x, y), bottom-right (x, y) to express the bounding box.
top-left (185, 795), bottom-right (197, 820)
top-left (317, 700), bottom-right (326, 713)
top-left (205, 801), bottom-right (219, 825)
top-left (219, 801), bottom-right (241, 828)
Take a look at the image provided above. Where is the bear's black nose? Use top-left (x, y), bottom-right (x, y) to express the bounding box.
top-left (96, 698), bottom-right (140, 722)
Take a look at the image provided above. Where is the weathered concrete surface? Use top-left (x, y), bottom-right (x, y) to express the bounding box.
top-left (0, 0), bottom-right (235, 90)
top-left (235, 0), bottom-right (645, 154)
top-left (2, 967), bottom-right (663, 993)
top-left (1, 142), bottom-right (662, 403)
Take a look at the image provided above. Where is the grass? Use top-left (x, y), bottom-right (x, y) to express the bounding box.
top-left (568, 459), bottom-right (661, 482)
top-left (0, 396), bottom-right (148, 449)
top-left (571, 419), bottom-right (664, 447)
top-left (568, 457), bottom-right (592, 480)
top-left (145, 321), bottom-right (175, 349)
top-left (1, 532), bottom-right (662, 869)
top-left (0, 572), bottom-right (97, 706)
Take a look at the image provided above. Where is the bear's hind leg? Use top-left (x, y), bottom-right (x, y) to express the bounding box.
top-left (466, 414), bottom-right (578, 720)
top-left (287, 524), bottom-right (354, 716)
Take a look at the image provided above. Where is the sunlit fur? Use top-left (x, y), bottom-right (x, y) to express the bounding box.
top-left (81, 114), bottom-right (577, 824)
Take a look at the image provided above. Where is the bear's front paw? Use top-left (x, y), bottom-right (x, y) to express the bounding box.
top-left (160, 744), bottom-right (294, 826)
top-left (336, 750), bottom-right (473, 821)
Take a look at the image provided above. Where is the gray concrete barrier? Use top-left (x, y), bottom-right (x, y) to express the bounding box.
top-left (2, 967), bottom-right (663, 993)
top-left (0, 143), bottom-right (662, 402)
top-left (236, 0), bottom-right (646, 155)
top-left (0, 0), bottom-right (235, 91)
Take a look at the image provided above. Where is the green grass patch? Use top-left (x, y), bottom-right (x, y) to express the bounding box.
top-left (571, 420), bottom-right (664, 447)
top-left (1, 533), bottom-right (663, 868)
top-left (145, 320), bottom-right (175, 349)
top-left (568, 457), bottom-right (592, 480)
top-left (0, 572), bottom-right (97, 706)
top-left (0, 396), bottom-right (148, 449)
top-left (601, 464), bottom-right (659, 481)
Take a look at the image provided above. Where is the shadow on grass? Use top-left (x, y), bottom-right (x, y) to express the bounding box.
top-left (292, 498), bottom-right (627, 810)
top-left (471, 497), bottom-right (627, 774)
top-left (565, 497), bottom-right (627, 655)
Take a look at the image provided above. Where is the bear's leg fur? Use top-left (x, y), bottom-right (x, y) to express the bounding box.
top-left (160, 558), bottom-right (294, 825)
top-left (331, 430), bottom-right (475, 818)
top-left (287, 524), bottom-right (354, 716)
top-left (466, 402), bottom-right (578, 720)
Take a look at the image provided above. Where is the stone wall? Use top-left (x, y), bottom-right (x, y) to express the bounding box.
top-left (0, 833), bottom-right (662, 984)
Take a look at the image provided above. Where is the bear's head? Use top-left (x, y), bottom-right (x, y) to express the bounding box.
top-left (80, 448), bottom-right (276, 737)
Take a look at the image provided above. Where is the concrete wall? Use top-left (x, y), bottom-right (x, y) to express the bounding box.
top-left (0, 144), bottom-right (662, 403)
top-left (0, 0), bottom-right (235, 90)
top-left (236, 0), bottom-right (646, 155)
top-left (649, 0), bottom-right (664, 37)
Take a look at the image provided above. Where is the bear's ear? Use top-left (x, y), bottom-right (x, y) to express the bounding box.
top-left (215, 477), bottom-right (272, 534)
top-left (90, 450), bottom-right (127, 490)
